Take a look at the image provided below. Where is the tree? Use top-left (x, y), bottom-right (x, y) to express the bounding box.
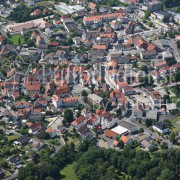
top-left (115, 109), bottom-right (122, 117)
top-left (166, 58), bottom-right (177, 67)
top-left (160, 142), bottom-right (168, 150)
top-left (18, 37), bottom-right (21, 45)
top-left (140, 65), bottom-right (148, 73)
top-left (63, 109), bottom-right (73, 123)
top-left (175, 71), bottom-right (180, 82)
top-left (145, 119), bottom-right (152, 127)
top-left (27, 39), bottom-right (35, 47)
top-left (177, 40), bottom-right (180, 49)
top-left (118, 140), bottom-right (124, 148)
top-left (159, 169), bottom-right (175, 180)
top-left (81, 90), bottom-right (88, 97)
top-left (140, 75), bottom-right (154, 85)
top-left (169, 131), bottom-right (176, 144)
top-left (139, 128), bottom-right (144, 133)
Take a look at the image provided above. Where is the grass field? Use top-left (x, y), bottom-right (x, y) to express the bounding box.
top-left (10, 34), bottom-right (24, 45)
top-left (7, 135), bottom-right (19, 141)
top-left (170, 6), bottom-right (180, 13)
top-left (60, 164), bottom-right (77, 180)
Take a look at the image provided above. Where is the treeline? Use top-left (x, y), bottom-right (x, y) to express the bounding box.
top-left (163, 0), bottom-right (180, 8)
top-left (18, 140), bottom-right (180, 180)
top-left (8, 3), bottom-right (51, 23)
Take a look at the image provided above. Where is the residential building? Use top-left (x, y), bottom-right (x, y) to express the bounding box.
top-left (8, 155), bottom-right (21, 166)
top-left (28, 122), bottom-right (41, 134)
top-left (47, 128), bottom-right (57, 138)
top-left (52, 95), bottom-right (78, 108)
top-left (174, 14), bottom-right (180, 24)
top-left (153, 122), bottom-right (169, 134)
top-left (32, 139), bottom-right (45, 152)
top-left (71, 115), bottom-right (87, 129)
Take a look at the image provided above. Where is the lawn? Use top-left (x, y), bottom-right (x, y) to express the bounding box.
top-left (60, 164), bottom-right (77, 180)
top-left (10, 34), bottom-right (24, 45)
top-left (7, 135), bottom-right (19, 141)
top-left (67, 137), bottom-right (80, 150)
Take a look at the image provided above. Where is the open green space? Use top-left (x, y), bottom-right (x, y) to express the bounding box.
top-left (7, 135), bottom-right (19, 141)
top-left (9, 34), bottom-right (24, 45)
top-left (60, 164), bottom-right (77, 180)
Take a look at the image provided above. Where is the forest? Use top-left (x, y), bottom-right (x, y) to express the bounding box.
top-left (163, 0), bottom-right (180, 8)
top-left (18, 141), bottom-right (180, 180)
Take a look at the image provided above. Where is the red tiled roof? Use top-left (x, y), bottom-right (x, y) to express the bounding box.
top-left (84, 12), bottom-right (125, 22)
top-left (48, 42), bottom-right (59, 46)
top-left (147, 43), bottom-right (156, 51)
top-left (92, 44), bottom-right (107, 50)
top-left (154, 61), bottom-right (166, 67)
top-left (71, 116), bottom-right (86, 126)
top-left (120, 135), bottom-right (129, 144)
top-left (30, 122), bottom-right (41, 130)
top-left (105, 129), bottom-right (117, 138)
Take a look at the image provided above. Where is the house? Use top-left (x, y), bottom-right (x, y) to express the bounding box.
top-left (87, 114), bottom-right (100, 129)
top-left (120, 135), bottom-right (133, 145)
top-left (92, 44), bottom-right (107, 51)
top-left (170, 62), bottom-right (180, 72)
top-left (145, 109), bottom-right (158, 120)
top-left (133, 104), bottom-right (143, 119)
top-left (140, 50), bottom-right (156, 59)
top-left (63, 20), bottom-right (79, 33)
top-left (52, 95), bottom-right (78, 108)
top-left (141, 139), bottom-right (156, 151)
top-left (118, 121), bottom-right (138, 134)
top-left (174, 14), bottom-right (180, 24)
top-left (104, 129), bottom-right (118, 139)
top-left (166, 103), bottom-right (177, 112)
top-left (154, 61), bottom-right (167, 70)
top-left (99, 111), bottom-right (117, 130)
top-left (31, 31), bottom-right (39, 40)
top-left (72, 37), bottom-right (82, 45)
top-left (32, 139), bottom-right (45, 151)
top-left (71, 115), bottom-right (87, 129)
top-left (87, 93), bottom-right (103, 105)
top-left (36, 35), bottom-right (44, 46)
top-left (141, 1), bottom-right (161, 12)
top-left (152, 11), bottom-right (173, 22)
top-left (47, 128), bottom-right (57, 138)
top-left (34, 9), bottom-right (41, 16)
top-left (25, 82), bottom-right (41, 96)
top-left (18, 135), bottom-right (30, 146)
top-left (83, 12), bottom-right (125, 25)
top-left (162, 51), bottom-right (173, 60)
top-left (0, 44), bottom-right (16, 57)
top-left (28, 122), bottom-right (41, 134)
top-left (153, 122), bottom-right (169, 134)
top-left (8, 155), bottom-right (21, 166)
top-left (16, 101), bottom-right (30, 109)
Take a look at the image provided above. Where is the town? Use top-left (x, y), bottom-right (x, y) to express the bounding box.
top-left (0, 0), bottom-right (180, 179)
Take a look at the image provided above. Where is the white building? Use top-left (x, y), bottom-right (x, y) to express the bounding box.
top-left (52, 95), bottom-right (78, 108)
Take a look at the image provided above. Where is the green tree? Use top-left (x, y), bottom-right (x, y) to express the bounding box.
top-left (169, 131), bottom-right (176, 144)
top-left (139, 128), bottom-right (144, 133)
top-left (27, 39), bottom-right (35, 47)
top-left (115, 109), bottom-right (122, 117)
top-left (140, 75), bottom-right (154, 85)
top-left (81, 90), bottom-right (88, 97)
top-left (159, 169), bottom-right (175, 180)
top-left (145, 119), bottom-right (152, 127)
top-left (18, 37), bottom-right (21, 45)
top-left (63, 109), bottom-right (74, 123)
